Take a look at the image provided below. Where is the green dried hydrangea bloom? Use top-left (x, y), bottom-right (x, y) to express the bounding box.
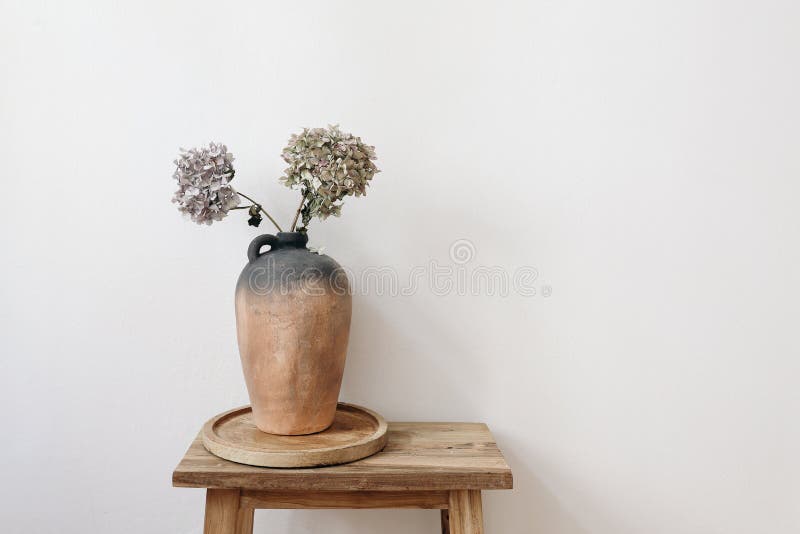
top-left (281, 125), bottom-right (379, 228)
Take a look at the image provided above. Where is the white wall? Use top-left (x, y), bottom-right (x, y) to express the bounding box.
top-left (2, 1), bottom-right (799, 533)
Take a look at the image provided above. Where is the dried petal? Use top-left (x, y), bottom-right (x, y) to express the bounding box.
top-left (279, 125), bottom-right (379, 225)
top-left (171, 142), bottom-right (239, 225)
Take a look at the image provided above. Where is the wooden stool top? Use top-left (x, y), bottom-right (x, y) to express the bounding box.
top-left (173, 422), bottom-right (513, 492)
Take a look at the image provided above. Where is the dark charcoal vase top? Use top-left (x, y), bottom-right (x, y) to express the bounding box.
top-left (241, 232), bottom-right (346, 294)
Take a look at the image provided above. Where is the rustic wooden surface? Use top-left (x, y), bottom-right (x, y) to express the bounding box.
top-left (183, 422), bottom-right (509, 534)
top-left (203, 490), bottom-right (254, 534)
top-left (202, 403), bottom-right (387, 468)
top-left (203, 489), bottom-right (246, 534)
top-left (175, 422), bottom-right (512, 491)
top-left (441, 509), bottom-right (451, 533)
top-left (200, 488), bottom-right (489, 534)
top-left (239, 490), bottom-right (450, 509)
top-left (448, 490), bottom-right (484, 534)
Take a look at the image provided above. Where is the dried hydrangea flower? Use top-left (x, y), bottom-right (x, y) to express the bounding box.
top-left (281, 125), bottom-right (379, 228)
top-left (172, 142), bottom-right (240, 225)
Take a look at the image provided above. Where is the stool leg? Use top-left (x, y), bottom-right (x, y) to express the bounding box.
top-left (235, 507), bottom-right (254, 534)
top-left (447, 490), bottom-right (483, 534)
top-left (204, 489), bottom-right (245, 534)
top-left (441, 509), bottom-right (451, 534)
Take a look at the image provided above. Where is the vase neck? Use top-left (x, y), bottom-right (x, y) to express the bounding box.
top-left (274, 232), bottom-right (308, 249)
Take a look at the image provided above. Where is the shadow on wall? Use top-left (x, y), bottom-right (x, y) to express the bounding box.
top-left (251, 284), bottom-right (587, 533)
top-left (339, 295), bottom-right (482, 419)
top-left (487, 434), bottom-right (589, 534)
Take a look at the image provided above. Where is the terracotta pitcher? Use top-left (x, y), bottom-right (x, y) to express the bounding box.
top-left (235, 232), bottom-right (352, 435)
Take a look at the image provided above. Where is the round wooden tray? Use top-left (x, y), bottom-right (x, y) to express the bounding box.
top-left (201, 403), bottom-right (388, 468)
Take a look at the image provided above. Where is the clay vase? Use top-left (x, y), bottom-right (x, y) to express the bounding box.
top-left (234, 232), bottom-right (352, 435)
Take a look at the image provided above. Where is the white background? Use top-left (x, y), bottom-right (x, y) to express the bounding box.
top-left (2, 1), bottom-right (799, 533)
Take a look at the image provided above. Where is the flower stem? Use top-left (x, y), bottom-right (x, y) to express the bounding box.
top-left (237, 192), bottom-right (282, 232)
top-left (290, 194), bottom-right (306, 232)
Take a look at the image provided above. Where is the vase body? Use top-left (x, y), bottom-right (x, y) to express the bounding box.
top-left (235, 232), bottom-right (352, 435)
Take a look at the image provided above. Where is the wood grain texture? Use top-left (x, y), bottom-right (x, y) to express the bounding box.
top-left (174, 422), bottom-right (513, 491)
top-left (203, 489), bottom-right (240, 534)
top-left (448, 490), bottom-right (484, 534)
top-left (202, 404), bottom-right (387, 468)
top-left (240, 490), bottom-right (449, 509)
top-left (234, 506), bottom-right (253, 534)
top-left (441, 509), bottom-right (451, 534)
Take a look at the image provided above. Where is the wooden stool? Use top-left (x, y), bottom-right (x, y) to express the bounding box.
top-left (173, 422), bottom-right (513, 533)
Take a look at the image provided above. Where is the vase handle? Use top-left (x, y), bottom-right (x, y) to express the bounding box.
top-left (247, 234), bottom-right (279, 262)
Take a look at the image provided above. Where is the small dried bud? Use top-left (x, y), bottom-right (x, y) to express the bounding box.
top-left (247, 204), bottom-right (263, 226)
